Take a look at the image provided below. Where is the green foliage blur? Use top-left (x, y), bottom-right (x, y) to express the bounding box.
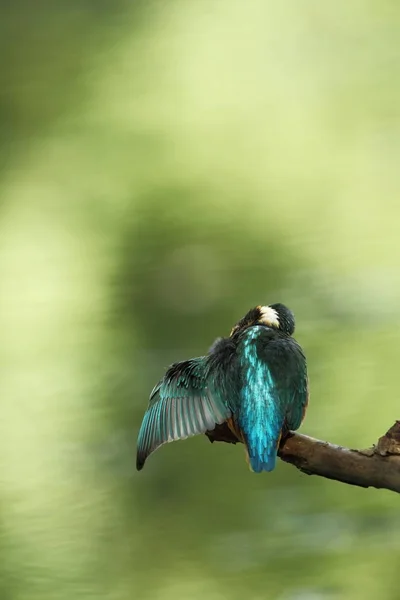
top-left (1, 2), bottom-right (400, 599)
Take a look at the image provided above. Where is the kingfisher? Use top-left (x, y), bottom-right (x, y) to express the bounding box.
top-left (136, 303), bottom-right (308, 473)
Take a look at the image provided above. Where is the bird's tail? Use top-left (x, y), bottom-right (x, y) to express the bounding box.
top-left (249, 452), bottom-right (277, 473)
top-left (243, 431), bottom-right (282, 473)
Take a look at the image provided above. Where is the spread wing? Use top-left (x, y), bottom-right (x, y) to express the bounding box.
top-left (136, 357), bottom-right (231, 470)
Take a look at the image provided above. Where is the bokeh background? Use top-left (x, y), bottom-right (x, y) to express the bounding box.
top-left (1, 2), bottom-right (399, 599)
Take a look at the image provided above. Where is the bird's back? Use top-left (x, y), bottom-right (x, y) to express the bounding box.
top-left (236, 325), bottom-right (307, 472)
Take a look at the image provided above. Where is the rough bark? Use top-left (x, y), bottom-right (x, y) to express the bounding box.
top-left (278, 421), bottom-right (400, 493)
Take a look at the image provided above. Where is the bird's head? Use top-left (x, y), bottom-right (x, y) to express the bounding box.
top-left (230, 303), bottom-right (295, 337)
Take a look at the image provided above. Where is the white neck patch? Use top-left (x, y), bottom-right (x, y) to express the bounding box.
top-left (258, 305), bottom-right (279, 328)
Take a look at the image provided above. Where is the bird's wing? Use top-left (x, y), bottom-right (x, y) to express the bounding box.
top-left (284, 369), bottom-right (309, 431)
top-left (136, 357), bottom-right (231, 470)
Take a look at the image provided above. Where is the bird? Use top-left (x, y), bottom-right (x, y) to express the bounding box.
top-left (136, 303), bottom-right (309, 473)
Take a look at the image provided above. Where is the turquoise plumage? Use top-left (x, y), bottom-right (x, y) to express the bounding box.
top-left (136, 358), bottom-right (232, 468)
top-left (238, 327), bottom-right (285, 472)
top-left (136, 303), bottom-right (308, 472)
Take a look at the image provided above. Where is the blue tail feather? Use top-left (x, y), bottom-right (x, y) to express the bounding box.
top-left (249, 452), bottom-right (277, 473)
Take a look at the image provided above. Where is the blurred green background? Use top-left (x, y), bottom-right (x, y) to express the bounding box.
top-left (1, 2), bottom-right (399, 599)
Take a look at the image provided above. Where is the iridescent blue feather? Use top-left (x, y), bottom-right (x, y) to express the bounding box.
top-left (238, 327), bottom-right (286, 473)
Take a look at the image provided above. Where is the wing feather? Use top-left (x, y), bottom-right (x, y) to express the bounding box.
top-left (136, 358), bottom-right (231, 470)
top-left (285, 378), bottom-right (309, 431)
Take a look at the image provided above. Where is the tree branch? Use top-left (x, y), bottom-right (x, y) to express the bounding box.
top-left (278, 421), bottom-right (400, 494)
